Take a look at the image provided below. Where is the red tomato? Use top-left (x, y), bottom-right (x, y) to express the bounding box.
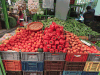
top-left (40, 45), bottom-right (43, 48)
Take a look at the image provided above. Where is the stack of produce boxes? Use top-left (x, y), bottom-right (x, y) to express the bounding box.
top-left (85, 35), bottom-right (100, 75)
top-left (83, 49), bottom-right (100, 75)
top-left (44, 52), bottom-right (66, 75)
top-left (21, 52), bottom-right (44, 75)
top-left (0, 51), bottom-right (22, 75)
top-left (63, 53), bottom-right (88, 75)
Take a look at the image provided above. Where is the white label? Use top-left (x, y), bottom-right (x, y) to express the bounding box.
top-left (30, 73), bottom-right (36, 75)
top-left (28, 55), bottom-right (38, 61)
top-left (81, 40), bottom-right (91, 46)
top-left (74, 55), bottom-right (81, 57)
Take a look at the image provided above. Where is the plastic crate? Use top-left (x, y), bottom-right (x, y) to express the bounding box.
top-left (7, 71), bottom-right (22, 75)
top-left (0, 56), bottom-right (6, 75)
top-left (44, 52), bottom-right (66, 61)
top-left (0, 51), bottom-right (20, 60)
top-left (44, 71), bottom-right (63, 75)
top-left (84, 61), bottom-right (100, 72)
top-left (87, 53), bottom-right (100, 61)
top-left (64, 61), bottom-right (86, 71)
top-left (3, 60), bottom-right (22, 71)
top-left (65, 53), bottom-right (88, 62)
top-left (21, 61), bottom-right (44, 71)
top-left (23, 71), bottom-right (43, 75)
top-left (70, 0), bottom-right (75, 4)
top-left (44, 61), bottom-right (65, 71)
top-left (63, 71), bottom-right (82, 75)
top-left (21, 52), bottom-right (44, 61)
top-left (81, 71), bottom-right (99, 75)
top-left (79, 36), bottom-right (88, 40)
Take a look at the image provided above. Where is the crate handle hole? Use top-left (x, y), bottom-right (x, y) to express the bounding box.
top-left (74, 55), bottom-right (81, 57)
top-left (95, 55), bottom-right (100, 56)
top-left (52, 61), bottom-right (58, 63)
top-left (52, 54), bottom-right (59, 55)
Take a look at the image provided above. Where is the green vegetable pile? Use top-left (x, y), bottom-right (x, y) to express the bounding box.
top-left (95, 41), bottom-right (100, 47)
top-left (39, 17), bottom-right (100, 36)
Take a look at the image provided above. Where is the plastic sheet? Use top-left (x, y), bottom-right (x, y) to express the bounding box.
top-left (42, 0), bottom-right (54, 9)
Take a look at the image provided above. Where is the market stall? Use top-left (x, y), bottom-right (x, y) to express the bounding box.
top-left (0, 17), bottom-right (100, 75)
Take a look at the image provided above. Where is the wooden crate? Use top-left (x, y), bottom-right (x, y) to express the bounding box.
top-left (84, 61), bottom-right (100, 72)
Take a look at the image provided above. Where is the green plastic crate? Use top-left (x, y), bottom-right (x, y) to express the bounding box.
top-left (0, 56), bottom-right (6, 75)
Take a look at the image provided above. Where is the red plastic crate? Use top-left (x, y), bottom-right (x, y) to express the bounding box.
top-left (44, 61), bottom-right (65, 71)
top-left (79, 36), bottom-right (88, 40)
top-left (3, 60), bottom-right (22, 71)
top-left (70, 0), bottom-right (75, 4)
top-left (65, 53), bottom-right (88, 62)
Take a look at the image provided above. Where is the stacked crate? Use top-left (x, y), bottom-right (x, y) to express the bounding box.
top-left (21, 52), bottom-right (44, 75)
top-left (0, 51), bottom-right (22, 75)
top-left (82, 52), bottom-right (100, 75)
top-left (44, 52), bottom-right (66, 75)
top-left (63, 53), bottom-right (88, 75)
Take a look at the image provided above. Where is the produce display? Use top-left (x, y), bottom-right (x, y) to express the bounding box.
top-left (40, 17), bottom-right (100, 36)
top-left (0, 22), bottom-right (100, 54)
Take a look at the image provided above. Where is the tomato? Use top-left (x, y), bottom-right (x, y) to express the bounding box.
top-left (40, 45), bottom-right (43, 48)
top-left (50, 24), bottom-right (55, 30)
top-left (31, 47), bottom-right (35, 50)
top-left (36, 45), bottom-right (39, 48)
top-left (35, 48), bottom-right (38, 52)
top-left (31, 50), bottom-right (36, 52)
top-left (63, 48), bottom-right (67, 53)
top-left (43, 47), bottom-right (48, 52)
top-left (49, 40), bottom-right (54, 45)
top-left (21, 49), bottom-right (26, 52)
top-left (55, 49), bottom-right (59, 53)
top-left (50, 49), bottom-right (54, 53)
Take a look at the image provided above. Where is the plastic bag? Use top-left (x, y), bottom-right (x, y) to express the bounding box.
top-left (42, 0), bottom-right (54, 9)
top-left (15, 0), bottom-right (26, 10)
top-left (28, 0), bottom-right (39, 14)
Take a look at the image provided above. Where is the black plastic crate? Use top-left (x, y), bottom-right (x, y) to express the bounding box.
top-left (81, 71), bottom-right (99, 75)
top-left (23, 71), bottom-right (43, 75)
top-left (6, 71), bottom-right (22, 75)
top-left (44, 71), bottom-right (63, 75)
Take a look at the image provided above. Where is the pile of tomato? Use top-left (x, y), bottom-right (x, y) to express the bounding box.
top-left (0, 22), bottom-right (100, 53)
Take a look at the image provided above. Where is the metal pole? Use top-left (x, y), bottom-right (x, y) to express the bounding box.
top-left (1, 0), bottom-right (10, 29)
